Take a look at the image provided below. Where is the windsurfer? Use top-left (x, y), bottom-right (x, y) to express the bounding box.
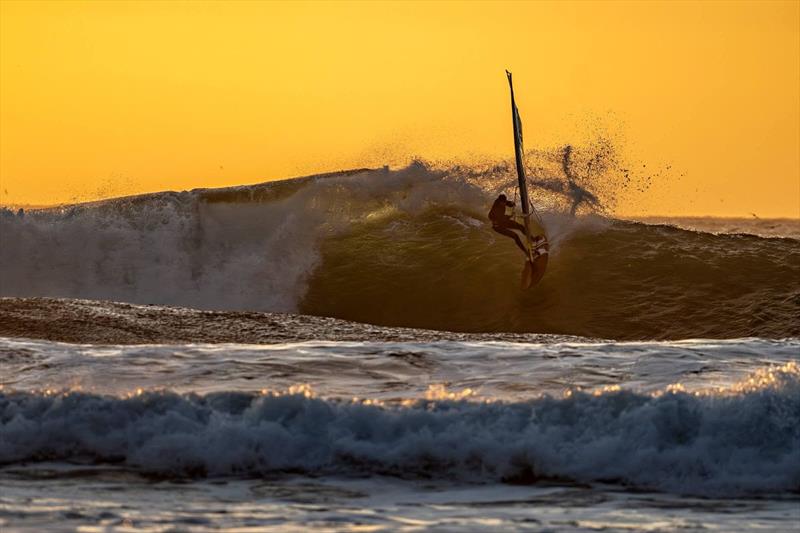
top-left (488, 194), bottom-right (529, 255)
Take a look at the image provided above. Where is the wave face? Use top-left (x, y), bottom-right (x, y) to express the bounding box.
top-left (1, 364), bottom-right (798, 497)
top-left (2, 163), bottom-right (798, 339)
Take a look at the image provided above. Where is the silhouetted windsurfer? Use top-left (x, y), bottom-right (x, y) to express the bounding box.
top-left (488, 194), bottom-right (528, 254)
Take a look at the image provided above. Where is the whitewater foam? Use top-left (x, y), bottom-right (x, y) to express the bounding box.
top-left (1, 362), bottom-right (797, 496)
top-left (0, 164), bottom-right (493, 313)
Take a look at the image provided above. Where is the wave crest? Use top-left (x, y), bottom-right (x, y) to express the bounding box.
top-left (1, 164), bottom-right (798, 339)
top-left (2, 364), bottom-right (798, 496)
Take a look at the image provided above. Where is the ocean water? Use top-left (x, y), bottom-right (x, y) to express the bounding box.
top-left (1, 164), bottom-right (799, 531)
top-left (1, 335), bottom-right (798, 531)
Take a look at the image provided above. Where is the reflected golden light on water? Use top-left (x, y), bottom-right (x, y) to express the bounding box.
top-left (727, 361), bottom-right (798, 395)
top-left (11, 361), bottom-right (797, 403)
top-left (592, 384), bottom-right (622, 396)
top-left (423, 383), bottom-right (476, 401)
top-left (287, 383), bottom-right (314, 398)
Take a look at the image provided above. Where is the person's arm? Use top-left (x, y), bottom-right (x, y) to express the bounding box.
top-left (505, 200), bottom-right (515, 207)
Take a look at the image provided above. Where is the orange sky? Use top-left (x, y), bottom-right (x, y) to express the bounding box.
top-left (1, 0), bottom-right (798, 217)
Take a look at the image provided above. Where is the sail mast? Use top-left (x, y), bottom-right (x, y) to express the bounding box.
top-left (506, 70), bottom-right (533, 251)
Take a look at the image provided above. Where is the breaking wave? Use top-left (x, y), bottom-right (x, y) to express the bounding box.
top-left (1, 364), bottom-right (798, 497)
top-left (1, 162), bottom-right (798, 339)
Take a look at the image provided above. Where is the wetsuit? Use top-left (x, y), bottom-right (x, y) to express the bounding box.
top-left (488, 197), bottom-right (528, 254)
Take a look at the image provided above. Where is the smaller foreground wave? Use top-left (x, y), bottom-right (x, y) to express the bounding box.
top-left (1, 364), bottom-right (797, 497)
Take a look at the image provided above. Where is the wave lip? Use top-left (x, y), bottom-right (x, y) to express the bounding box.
top-left (2, 366), bottom-right (798, 497)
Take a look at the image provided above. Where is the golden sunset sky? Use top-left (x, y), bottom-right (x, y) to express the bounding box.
top-left (1, 0), bottom-right (798, 216)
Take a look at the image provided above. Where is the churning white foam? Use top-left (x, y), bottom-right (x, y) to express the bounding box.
top-left (1, 164), bottom-right (503, 311)
top-left (1, 364), bottom-right (797, 497)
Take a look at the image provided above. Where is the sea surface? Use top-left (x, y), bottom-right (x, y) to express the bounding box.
top-left (1, 164), bottom-right (799, 531)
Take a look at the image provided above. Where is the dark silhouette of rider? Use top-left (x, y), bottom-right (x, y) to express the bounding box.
top-left (488, 194), bottom-right (528, 254)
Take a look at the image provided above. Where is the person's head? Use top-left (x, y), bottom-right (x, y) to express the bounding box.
top-left (498, 194), bottom-right (507, 201)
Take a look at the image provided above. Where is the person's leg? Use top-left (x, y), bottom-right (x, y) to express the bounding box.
top-left (505, 218), bottom-right (527, 233)
top-left (493, 226), bottom-right (528, 254)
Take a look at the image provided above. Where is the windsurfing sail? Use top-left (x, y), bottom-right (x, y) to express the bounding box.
top-left (505, 70), bottom-right (549, 289)
top-left (506, 70), bottom-right (532, 255)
